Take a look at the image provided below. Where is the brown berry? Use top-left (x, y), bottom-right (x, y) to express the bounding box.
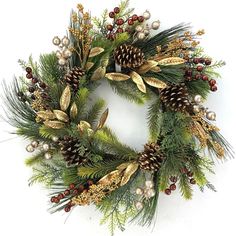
top-left (211, 85), bottom-right (217, 92)
top-left (107, 24), bottom-right (113, 31)
top-left (69, 183), bottom-right (75, 189)
top-left (87, 180), bottom-right (94, 186)
top-left (116, 27), bottom-right (123, 33)
top-left (64, 189), bottom-right (70, 196)
top-left (187, 172), bottom-right (194, 177)
top-left (39, 82), bottom-right (46, 89)
top-left (202, 75), bottom-right (209, 81)
top-left (199, 58), bottom-right (205, 64)
top-left (185, 69), bottom-right (192, 76)
top-left (197, 65), bottom-right (203, 72)
top-left (132, 14), bottom-right (138, 21)
top-left (114, 7), bottom-right (120, 14)
top-left (58, 193), bottom-right (64, 199)
top-left (180, 167), bottom-right (188, 174)
top-left (190, 178), bottom-right (196, 184)
top-left (50, 196), bottom-right (56, 203)
top-left (109, 12), bottom-right (115, 18)
top-left (185, 76), bottom-right (192, 81)
top-left (64, 206), bottom-right (71, 212)
top-left (54, 197), bottom-right (60, 203)
top-left (26, 67), bottom-right (32, 73)
top-left (170, 184), bottom-right (176, 191)
top-left (78, 184), bottom-right (85, 192)
top-left (116, 18), bottom-right (124, 25)
top-left (128, 19), bottom-right (134, 25)
top-left (26, 73), bottom-right (33, 79)
top-left (28, 86), bottom-right (35, 93)
top-left (209, 79), bottom-right (216, 86)
top-left (205, 59), bottom-right (212, 65)
top-left (165, 188), bottom-right (171, 195)
top-left (31, 94), bottom-right (36, 100)
top-left (73, 189), bottom-right (79, 195)
top-left (193, 58), bottom-right (199, 64)
top-left (170, 176), bottom-right (178, 183)
top-left (138, 16), bottom-right (144, 22)
top-left (32, 77), bottom-right (38, 84)
top-left (195, 74), bottom-right (202, 80)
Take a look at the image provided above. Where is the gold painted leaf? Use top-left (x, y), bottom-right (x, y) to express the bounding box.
top-left (97, 108), bottom-right (109, 129)
top-left (53, 110), bottom-right (69, 122)
top-left (70, 102), bottom-right (78, 120)
top-left (157, 57), bottom-right (186, 66)
top-left (44, 120), bottom-right (65, 129)
top-left (120, 162), bottom-right (139, 186)
top-left (78, 120), bottom-right (91, 133)
top-left (150, 66), bottom-right (161, 73)
top-left (130, 71), bottom-right (143, 85)
top-left (91, 67), bottom-right (106, 81)
top-left (116, 162), bottom-right (130, 171)
top-left (136, 60), bottom-right (159, 74)
top-left (137, 83), bottom-right (146, 93)
top-left (89, 47), bottom-right (104, 57)
top-left (85, 62), bottom-right (94, 71)
top-left (36, 110), bottom-right (56, 120)
top-left (105, 73), bottom-right (130, 81)
top-left (60, 85), bottom-right (71, 111)
top-left (143, 77), bottom-right (167, 89)
top-left (98, 170), bottom-right (120, 185)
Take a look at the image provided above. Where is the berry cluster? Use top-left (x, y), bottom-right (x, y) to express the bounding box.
top-left (50, 180), bottom-right (94, 212)
top-left (184, 58), bottom-right (217, 92)
top-left (164, 176), bottom-right (178, 195)
top-left (106, 6), bottom-right (144, 40)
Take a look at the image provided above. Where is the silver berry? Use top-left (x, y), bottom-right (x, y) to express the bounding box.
top-left (52, 36), bottom-right (61, 46)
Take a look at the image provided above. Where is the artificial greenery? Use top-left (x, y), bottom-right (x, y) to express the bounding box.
top-left (2, 1), bottom-right (233, 235)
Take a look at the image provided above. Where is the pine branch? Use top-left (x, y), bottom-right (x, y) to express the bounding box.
top-left (179, 174), bottom-right (193, 199)
top-left (75, 88), bottom-right (90, 120)
top-left (25, 153), bottom-right (44, 166)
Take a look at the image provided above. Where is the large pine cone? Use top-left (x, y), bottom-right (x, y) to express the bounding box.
top-left (114, 44), bottom-right (144, 68)
top-left (59, 136), bottom-right (90, 167)
top-left (64, 67), bottom-right (85, 92)
top-left (160, 84), bottom-right (191, 112)
top-left (138, 143), bottom-right (165, 172)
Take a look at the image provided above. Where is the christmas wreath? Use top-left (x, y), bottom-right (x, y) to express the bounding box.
top-left (2, 1), bottom-right (234, 235)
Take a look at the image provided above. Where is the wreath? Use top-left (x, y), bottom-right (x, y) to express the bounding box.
top-left (2, 1), bottom-right (233, 235)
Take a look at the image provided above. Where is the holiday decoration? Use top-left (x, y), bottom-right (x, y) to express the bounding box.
top-left (2, 1), bottom-right (233, 235)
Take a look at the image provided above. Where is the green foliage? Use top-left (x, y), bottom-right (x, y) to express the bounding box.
top-left (75, 88), bottom-right (90, 120)
top-left (178, 174), bottom-right (193, 199)
top-left (185, 79), bottom-right (210, 99)
top-left (25, 153), bottom-right (44, 167)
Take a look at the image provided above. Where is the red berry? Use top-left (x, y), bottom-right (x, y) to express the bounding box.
top-left (109, 12), bottom-right (115, 18)
top-left (50, 196), bottom-right (56, 203)
top-left (202, 75), bottom-right (209, 81)
top-left (187, 172), bottom-right (194, 177)
top-left (199, 58), bottom-right (205, 64)
top-left (209, 79), bottom-right (216, 86)
top-left (116, 27), bottom-right (123, 33)
top-left (128, 19), bottom-right (134, 25)
top-left (190, 178), bottom-right (196, 184)
top-left (165, 189), bottom-right (171, 195)
top-left (132, 14), bottom-right (138, 21)
top-left (193, 58), bottom-right (199, 64)
top-left (64, 189), bottom-right (70, 196)
top-left (138, 16), bottom-right (144, 22)
top-left (185, 69), bottom-right (192, 76)
top-left (26, 67), bottom-right (32, 73)
top-left (195, 74), bottom-right (202, 80)
top-left (107, 24), bottom-right (113, 31)
top-left (78, 184), bottom-right (85, 192)
top-left (28, 86), bottom-right (35, 93)
top-left (170, 176), bottom-right (178, 183)
top-left (114, 7), bottom-right (120, 14)
top-left (69, 183), bottom-right (75, 189)
top-left (58, 193), bottom-right (64, 199)
top-left (170, 184), bottom-right (176, 191)
top-left (116, 18), bottom-right (124, 25)
top-left (26, 73), bottom-right (33, 79)
top-left (73, 189), bottom-right (79, 195)
top-left (205, 59), bottom-right (212, 65)
top-left (68, 200), bottom-right (75, 207)
top-left (87, 180), bottom-right (94, 186)
top-left (32, 77), bottom-right (38, 84)
top-left (54, 197), bottom-right (60, 203)
top-left (197, 65), bottom-right (203, 72)
top-left (64, 206), bottom-right (71, 212)
top-left (180, 167), bottom-right (188, 174)
top-left (39, 82), bottom-right (46, 89)
top-left (211, 85), bottom-right (217, 92)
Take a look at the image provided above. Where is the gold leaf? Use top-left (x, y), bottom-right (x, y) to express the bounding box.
top-left (116, 162), bottom-right (130, 171)
top-left (91, 67), bottom-right (106, 81)
top-left (150, 66), bottom-right (161, 73)
top-left (143, 77), bottom-right (167, 89)
top-left (78, 120), bottom-right (91, 133)
top-left (70, 102), bottom-right (78, 120)
top-left (136, 60), bottom-right (159, 74)
top-left (157, 57), bottom-right (186, 66)
top-left (85, 62), bottom-right (94, 71)
top-left (44, 120), bottom-right (65, 129)
top-left (53, 110), bottom-right (69, 122)
top-left (120, 162), bottom-right (139, 186)
top-left (36, 110), bottom-right (56, 120)
top-left (97, 108), bottom-right (109, 129)
top-left (105, 73), bottom-right (130, 81)
top-left (89, 47), bottom-right (104, 57)
top-left (98, 170), bottom-right (120, 185)
top-left (60, 85), bottom-right (71, 111)
top-left (130, 71), bottom-right (143, 85)
top-left (137, 83), bottom-right (146, 93)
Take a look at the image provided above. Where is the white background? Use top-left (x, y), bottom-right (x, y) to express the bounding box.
top-left (0, 0), bottom-right (236, 235)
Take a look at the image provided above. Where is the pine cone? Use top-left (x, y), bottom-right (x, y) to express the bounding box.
top-left (114, 44), bottom-right (144, 68)
top-left (59, 136), bottom-right (90, 167)
top-left (64, 67), bottom-right (85, 92)
top-left (138, 143), bottom-right (165, 171)
top-left (160, 84), bottom-right (191, 112)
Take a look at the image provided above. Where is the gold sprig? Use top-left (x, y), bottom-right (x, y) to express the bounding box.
top-left (31, 91), bottom-right (46, 112)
